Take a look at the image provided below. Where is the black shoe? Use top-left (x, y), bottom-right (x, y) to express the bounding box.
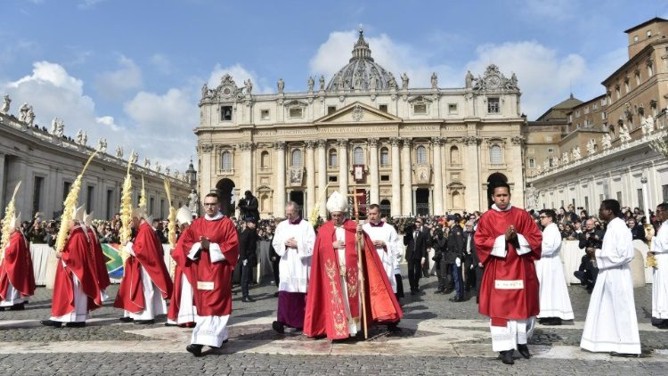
top-left (273, 291), bottom-right (280, 297)
top-left (410, 290), bottom-right (419, 296)
top-left (443, 288), bottom-right (454, 295)
top-left (9, 303), bottom-right (25, 311)
top-left (610, 352), bottom-right (639, 358)
top-left (573, 271), bottom-right (585, 283)
top-left (40, 320), bottom-right (62, 328)
top-left (517, 344), bottom-right (531, 359)
top-left (500, 350), bottom-right (515, 365)
top-left (186, 344), bottom-right (203, 357)
top-left (65, 322), bottom-right (86, 328)
top-left (387, 323), bottom-right (402, 333)
top-left (543, 317), bottom-right (562, 326)
top-left (241, 296), bottom-right (255, 303)
top-left (434, 290), bottom-right (444, 295)
top-left (164, 322), bottom-right (178, 327)
top-left (119, 317), bottom-right (134, 323)
top-left (134, 319), bottom-right (155, 325)
top-left (449, 296), bottom-right (464, 302)
top-left (272, 321), bottom-right (285, 334)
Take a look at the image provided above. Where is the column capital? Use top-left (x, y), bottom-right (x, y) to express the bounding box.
top-left (317, 139), bottom-right (327, 148)
top-left (389, 137), bottom-right (402, 147)
top-left (200, 144), bottom-right (213, 153)
top-left (368, 138), bottom-right (379, 147)
top-left (239, 142), bottom-right (254, 151)
top-left (431, 136), bottom-right (443, 145)
top-left (274, 141), bottom-right (286, 150)
top-left (305, 140), bottom-right (317, 149)
top-left (336, 139), bottom-right (348, 147)
top-left (510, 135), bottom-right (524, 145)
top-left (463, 136), bottom-right (481, 146)
top-left (402, 138), bottom-right (412, 148)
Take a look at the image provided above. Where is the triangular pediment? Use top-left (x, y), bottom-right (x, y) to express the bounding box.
top-left (314, 102), bottom-right (402, 124)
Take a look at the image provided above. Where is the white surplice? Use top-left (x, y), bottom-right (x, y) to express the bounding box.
top-left (122, 243), bottom-right (167, 321)
top-left (652, 221), bottom-right (668, 319)
top-left (363, 222), bottom-right (400, 293)
top-left (271, 219), bottom-right (316, 293)
top-left (580, 217), bottom-right (641, 354)
top-left (535, 222), bottom-right (574, 320)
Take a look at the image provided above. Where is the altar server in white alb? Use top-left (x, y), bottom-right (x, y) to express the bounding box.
top-left (271, 201), bottom-right (315, 334)
top-left (535, 209), bottom-right (574, 326)
top-left (580, 199), bottom-right (641, 355)
top-left (650, 203), bottom-right (668, 329)
top-left (363, 204), bottom-right (400, 294)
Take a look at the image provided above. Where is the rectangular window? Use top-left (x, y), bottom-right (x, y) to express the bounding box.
top-left (487, 98), bottom-right (499, 113)
top-left (528, 158), bottom-right (535, 168)
top-left (616, 191), bottom-right (622, 202)
top-left (328, 175), bottom-right (338, 182)
top-left (547, 148), bottom-right (554, 153)
top-left (87, 185), bottom-right (94, 212)
top-left (221, 106), bottom-right (232, 121)
top-left (663, 184), bottom-right (668, 202)
top-left (149, 197), bottom-right (155, 216)
top-left (260, 109), bottom-right (270, 120)
top-left (160, 199), bottom-right (165, 219)
top-left (379, 104), bottom-right (388, 112)
top-left (637, 188), bottom-right (644, 210)
top-left (327, 106), bottom-right (336, 115)
top-left (33, 176), bottom-right (44, 215)
top-left (413, 103), bottom-right (427, 114)
top-left (380, 175), bottom-right (390, 182)
top-left (601, 112), bottom-right (606, 120)
top-left (106, 189), bottom-right (114, 220)
top-left (448, 103), bottom-right (458, 114)
top-left (584, 196), bottom-right (589, 213)
top-left (289, 107), bottom-right (303, 118)
top-left (63, 181), bottom-right (71, 203)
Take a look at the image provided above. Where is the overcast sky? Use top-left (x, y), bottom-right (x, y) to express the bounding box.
top-left (2, 0), bottom-right (667, 171)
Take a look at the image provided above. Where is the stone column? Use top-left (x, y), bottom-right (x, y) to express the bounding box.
top-left (306, 140), bottom-right (316, 216)
top-left (274, 141), bottom-right (286, 217)
top-left (510, 136), bottom-right (524, 207)
top-left (401, 139), bottom-right (412, 215)
top-left (240, 142), bottom-right (253, 194)
top-left (338, 139), bottom-right (348, 197)
top-left (390, 138), bottom-right (401, 216)
top-left (199, 144), bottom-right (213, 194)
top-left (317, 140), bottom-right (327, 218)
top-left (368, 138), bottom-right (379, 205)
top-left (432, 137), bottom-right (444, 214)
top-left (464, 136), bottom-right (481, 211)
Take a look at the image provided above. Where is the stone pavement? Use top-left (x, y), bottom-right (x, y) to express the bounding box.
top-left (1, 275), bottom-right (667, 375)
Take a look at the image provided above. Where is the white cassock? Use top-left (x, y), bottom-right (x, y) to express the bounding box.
top-left (535, 222), bottom-right (574, 320)
top-left (652, 221), bottom-right (668, 319)
top-left (122, 243), bottom-right (168, 321)
top-left (580, 217), bottom-right (640, 354)
top-left (272, 219), bottom-right (315, 293)
top-left (363, 222), bottom-right (400, 293)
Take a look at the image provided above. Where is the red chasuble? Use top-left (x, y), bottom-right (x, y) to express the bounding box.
top-left (51, 226), bottom-right (101, 316)
top-left (474, 206), bottom-right (542, 325)
top-left (86, 227), bottom-right (111, 291)
top-left (0, 231), bottom-right (36, 299)
top-left (177, 216), bottom-right (239, 316)
top-left (114, 222), bottom-right (173, 313)
top-left (167, 231), bottom-right (193, 322)
top-left (304, 219), bottom-right (403, 340)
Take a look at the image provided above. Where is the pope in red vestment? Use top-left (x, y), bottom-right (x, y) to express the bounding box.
top-left (114, 220), bottom-right (173, 317)
top-left (474, 183), bottom-right (542, 364)
top-left (0, 230), bottom-right (36, 309)
top-left (85, 225), bottom-right (111, 294)
top-left (304, 196), bottom-right (402, 340)
top-left (45, 224), bottom-right (102, 324)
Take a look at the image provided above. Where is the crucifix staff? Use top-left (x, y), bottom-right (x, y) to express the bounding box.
top-left (348, 186), bottom-right (368, 339)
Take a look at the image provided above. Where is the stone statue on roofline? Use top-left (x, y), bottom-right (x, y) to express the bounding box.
top-left (1, 95), bottom-right (10, 114)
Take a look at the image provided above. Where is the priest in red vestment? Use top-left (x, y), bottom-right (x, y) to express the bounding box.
top-left (176, 193), bottom-right (239, 357)
top-left (304, 191), bottom-right (402, 340)
top-left (166, 206), bottom-right (196, 327)
top-left (41, 206), bottom-right (102, 328)
top-left (474, 182), bottom-right (542, 365)
top-left (83, 212), bottom-right (111, 301)
top-left (114, 207), bottom-right (173, 324)
top-left (0, 214), bottom-right (36, 311)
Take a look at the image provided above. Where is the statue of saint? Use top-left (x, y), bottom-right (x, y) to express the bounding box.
top-left (1, 95), bottom-right (10, 114)
top-left (244, 79), bottom-right (253, 95)
top-left (319, 75), bottom-right (325, 91)
top-left (619, 123), bottom-right (632, 142)
top-left (601, 133), bottom-right (612, 149)
top-left (277, 78), bottom-right (285, 94)
top-left (586, 139), bottom-right (596, 155)
top-left (201, 83), bottom-right (209, 100)
top-left (431, 72), bottom-right (438, 89)
top-left (188, 189), bottom-right (199, 213)
top-left (18, 103), bottom-right (29, 122)
top-left (572, 146), bottom-right (581, 160)
top-left (144, 158), bottom-right (151, 168)
top-left (115, 146), bottom-right (124, 158)
top-left (26, 106), bottom-right (35, 126)
top-left (307, 76), bottom-right (315, 92)
top-left (465, 71), bottom-right (474, 88)
top-left (401, 73), bottom-right (409, 89)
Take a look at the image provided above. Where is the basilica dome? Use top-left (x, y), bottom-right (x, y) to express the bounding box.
top-left (326, 30), bottom-right (397, 92)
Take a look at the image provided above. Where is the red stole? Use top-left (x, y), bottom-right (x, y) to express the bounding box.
top-left (0, 231), bottom-right (36, 299)
top-left (86, 227), bottom-right (111, 291)
top-left (178, 216), bottom-right (239, 316)
top-left (51, 226), bottom-right (102, 316)
top-left (474, 206), bottom-right (542, 325)
top-left (114, 222), bottom-right (173, 313)
top-left (304, 219), bottom-right (402, 340)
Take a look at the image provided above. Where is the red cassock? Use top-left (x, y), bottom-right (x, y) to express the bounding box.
top-left (0, 231), bottom-right (36, 300)
top-left (304, 219), bottom-right (403, 340)
top-left (167, 231), bottom-right (193, 322)
top-left (51, 226), bottom-right (102, 316)
top-left (86, 227), bottom-right (111, 292)
top-left (114, 222), bottom-right (173, 313)
top-left (177, 216), bottom-right (239, 316)
top-left (474, 207), bottom-right (542, 326)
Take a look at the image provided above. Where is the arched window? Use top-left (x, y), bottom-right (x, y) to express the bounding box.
top-left (221, 151), bottom-right (232, 172)
top-left (291, 149), bottom-right (303, 167)
top-left (450, 146), bottom-right (460, 164)
top-left (353, 147), bottom-right (364, 165)
top-left (260, 151), bottom-right (270, 169)
top-left (380, 147), bottom-right (389, 167)
top-left (489, 145), bottom-right (502, 165)
top-left (328, 149), bottom-right (338, 168)
top-left (416, 145), bottom-right (427, 164)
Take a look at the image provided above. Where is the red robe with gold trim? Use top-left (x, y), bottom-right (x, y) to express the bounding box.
top-left (51, 226), bottom-right (101, 316)
top-left (304, 219), bottom-right (403, 340)
top-left (474, 206), bottom-right (542, 325)
top-left (86, 227), bottom-right (111, 292)
top-left (0, 231), bottom-right (36, 300)
top-left (114, 221), bottom-right (173, 313)
top-left (167, 230), bottom-right (193, 322)
top-left (177, 216), bottom-right (238, 316)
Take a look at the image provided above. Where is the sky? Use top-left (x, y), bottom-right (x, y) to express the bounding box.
top-left (2, 0), bottom-right (667, 173)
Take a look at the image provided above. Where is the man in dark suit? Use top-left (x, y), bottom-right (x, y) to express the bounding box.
top-left (238, 218), bottom-right (258, 302)
top-left (445, 215), bottom-right (465, 302)
top-left (463, 220), bottom-right (481, 302)
top-left (238, 190), bottom-right (260, 220)
top-left (403, 218), bottom-right (428, 295)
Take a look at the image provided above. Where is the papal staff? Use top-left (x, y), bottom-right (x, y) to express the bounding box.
top-left (348, 186), bottom-right (368, 339)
